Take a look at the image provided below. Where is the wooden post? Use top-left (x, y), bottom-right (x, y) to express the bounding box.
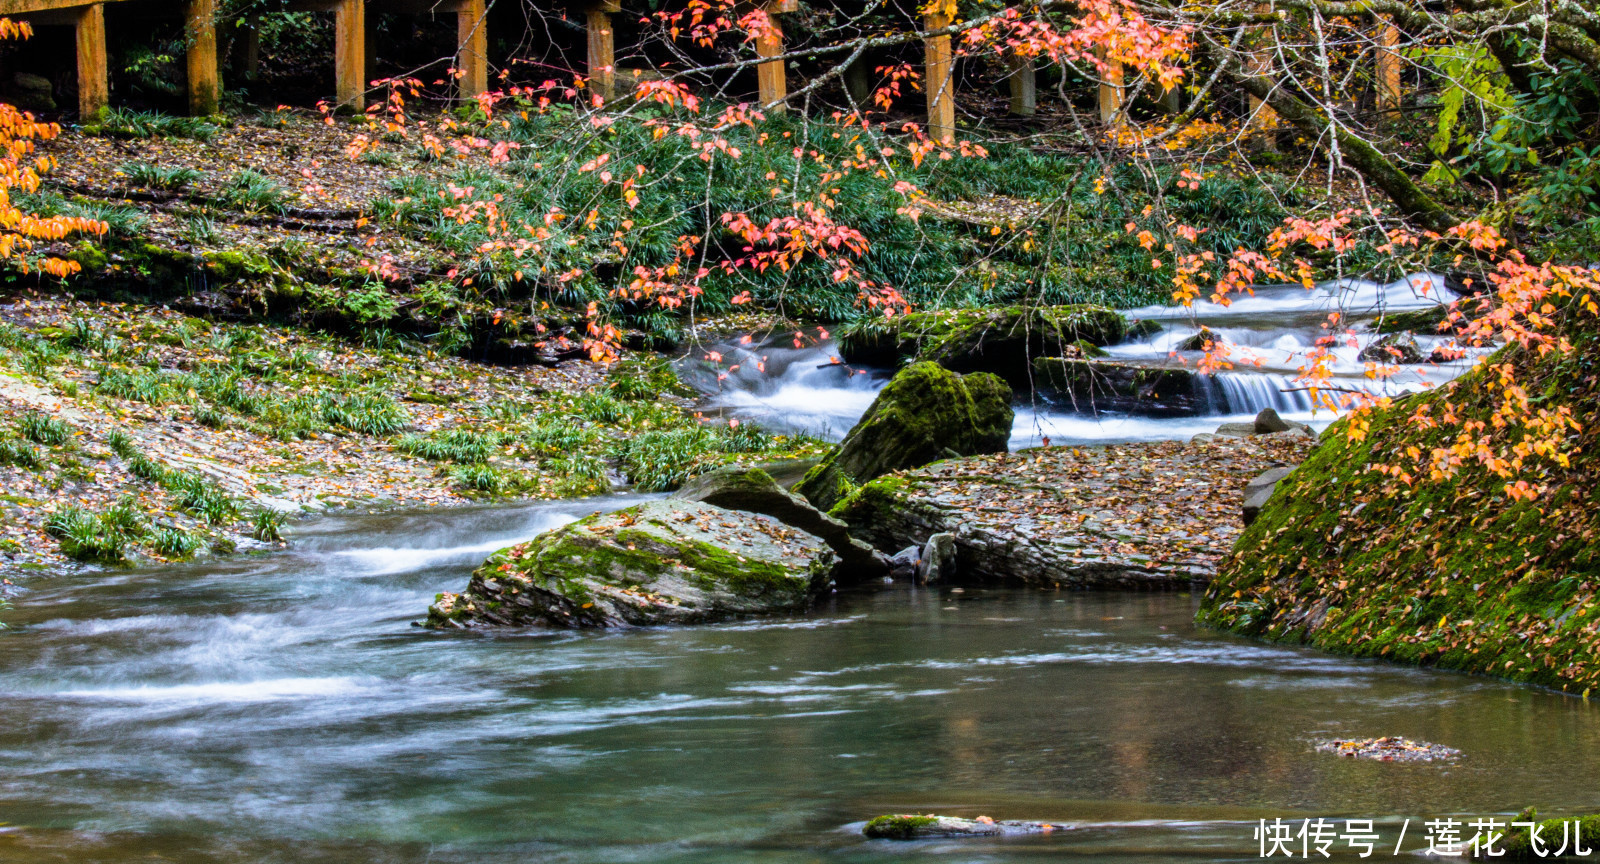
top-left (585, 2), bottom-right (617, 103)
top-left (334, 0), bottom-right (365, 109)
top-left (756, 0), bottom-right (796, 112)
top-left (1376, 21), bottom-right (1401, 117)
top-left (923, 7), bottom-right (954, 144)
top-left (75, 3), bottom-right (108, 119)
top-left (456, 0), bottom-right (487, 100)
top-left (186, 0), bottom-right (219, 115)
top-left (1097, 53), bottom-right (1123, 127)
top-left (1006, 52), bottom-right (1035, 116)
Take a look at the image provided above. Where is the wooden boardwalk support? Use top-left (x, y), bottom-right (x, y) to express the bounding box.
top-left (1376, 21), bottom-right (1401, 116)
top-left (1006, 51), bottom-right (1034, 116)
top-left (455, 0), bottom-right (486, 99)
top-left (585, 0), bottom-right (617, 102)
top-left (74, 3), bottom-right (107, 117)
top-left (755, 0), bottom-right (796, 112)
top-left (186, 0), bottom-right (219, 115)
top-left (923, 5), bottom-right (954, 144)
top-left (1097, 57), bottom-right (1123, 127)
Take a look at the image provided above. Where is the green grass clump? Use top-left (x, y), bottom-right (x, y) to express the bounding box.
top-left (90, 109), bottom-right (220, 142)
top-left (151, 526), bottom-right (202, 559)
top-left (252, 509), bottom-right (285, 542)
top-left (46, 498), bottom-right (147, 563)
top-left (221, 169), bottom-right (292, 214)
top-left (397, 428), bottom-right (501, 463)
top-left (609, 423), bottom-right (809, 492)
top-left (18, 413), bottom-right (72, 446)
top-left (319, 393), bottom-right (407, 436)
top-left (450, 463), bottom-right (507, 494)
top-left (0, 438), bottom-right (43, 469)
top-left (121, 161), bottom-right (204, 191)
top-left (170, 475), bottom-right (239, 524)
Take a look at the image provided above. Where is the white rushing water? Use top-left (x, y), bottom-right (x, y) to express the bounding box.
top-left (681, 273), bottom-right (1487, 446)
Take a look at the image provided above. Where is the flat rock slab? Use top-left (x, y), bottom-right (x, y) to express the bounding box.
top-left (427, 499), bottom-right (835, 628)
top-left (863, 814), bottom-right (1069, 840)
top-left (837, 435), bottom-right (1314, 587)
top-left (1315, 737), bottom-right (1461, 762)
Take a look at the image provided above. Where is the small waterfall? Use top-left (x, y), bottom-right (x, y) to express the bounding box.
top-left (1212, 372), bottom-right (1315, 414)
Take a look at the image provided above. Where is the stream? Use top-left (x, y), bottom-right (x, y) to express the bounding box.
top-left (4, 498), bottom-right (1600, 862)
top-left (679, 273), bottom-right (1484, 447)
top-left (6, 278), bottom-right (1592, 862)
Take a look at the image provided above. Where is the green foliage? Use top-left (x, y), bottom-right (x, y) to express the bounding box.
top-left (252, 508), bottom-right (285, 542)
top-left (319, 393), bottom-right (407, 436)
top-left (151, 526), bottom-right (201, 559)
top-left (120, 162), bottom-right (204, 191)
top-left (221, 170), bottom-right (293, 214)
top-left (18, 412), bottom-right (71, 446)
top-left (0, 437), bottom-right (42, 469)
top-left (87, 109), bottom-right (220, 142)
top-left (46, 499), bottom-right (146, 563)
top-left (450, 462), bottom-right (507, 494)
top-left (610, 422), bottom-right (805, 492)
top-left (398, 428), bottom-right (502, 463)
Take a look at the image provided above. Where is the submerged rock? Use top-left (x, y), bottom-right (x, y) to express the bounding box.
top-left (837, 305), bottom-right (1126, 389)
top-left (794, 362), bottom-right (1012, 512)
top-left (674, 466), bottom-right (888, 582)
top-left (863, 814), bottom-right (1067, 840)
top-left (1032, 357), bottom-right (1204, 413)
top-left (426, 499), bottom-right (834, 629)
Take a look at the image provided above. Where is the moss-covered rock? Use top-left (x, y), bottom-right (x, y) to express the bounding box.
top-left (837, 305), bottom-right (1127, 388)
top-left (425, 499), bottom-right (835, 628)
top-left (1032, 356), bottom-right (1206, 413)
top-left (793, 362), bottom-right (1012, 511)
top-left (1199, 301), bottom-right (1600, 692)
top-left (1494, 811), bottom-right (1600, 860)
top-left (674, 466), bottom-right (887, 582)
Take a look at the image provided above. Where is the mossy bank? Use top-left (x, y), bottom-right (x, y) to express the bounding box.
top-left (1200, 301), bottom-right (1600, 693)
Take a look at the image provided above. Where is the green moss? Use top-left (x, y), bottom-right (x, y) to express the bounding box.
top-left (1498, 811), bottom-right (1600, 860)
top-left (863, 815), bottom-right (940, 840)
top-left (794, 362), bottom-right (1010, 511)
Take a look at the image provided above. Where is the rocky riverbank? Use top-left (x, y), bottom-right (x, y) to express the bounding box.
top-left (835, 431), bottom-right (1313, 588)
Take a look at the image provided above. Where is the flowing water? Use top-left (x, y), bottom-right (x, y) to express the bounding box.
top-left (4, 498), bottom-right (1600, 862)
top-left (681, 274), bottom-right (1487, 447)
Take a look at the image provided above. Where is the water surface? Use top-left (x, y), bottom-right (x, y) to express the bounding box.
top-left (2, 498), bottom-right (1599, 862)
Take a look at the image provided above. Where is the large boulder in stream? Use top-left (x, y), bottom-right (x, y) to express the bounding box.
top-left (837, 305), bottom-right (1127, 389)
top-left (674, 466), bottom-right (889, 582)
top-left (1031, 356), bottom-right (1206, 413)
top-left (793, 362), bottom-right (1013, 512)
top-left (425, 499), bottom-right (834, 629)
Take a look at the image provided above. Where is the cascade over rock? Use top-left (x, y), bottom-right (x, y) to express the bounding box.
top-left (426, 499), bottom-right (835, 629)
top-left (793, 362), bottom-right (1012, 512)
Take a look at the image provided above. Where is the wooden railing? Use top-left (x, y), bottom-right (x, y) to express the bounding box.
top-left (0, 0), bottom-right (1407, 142)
